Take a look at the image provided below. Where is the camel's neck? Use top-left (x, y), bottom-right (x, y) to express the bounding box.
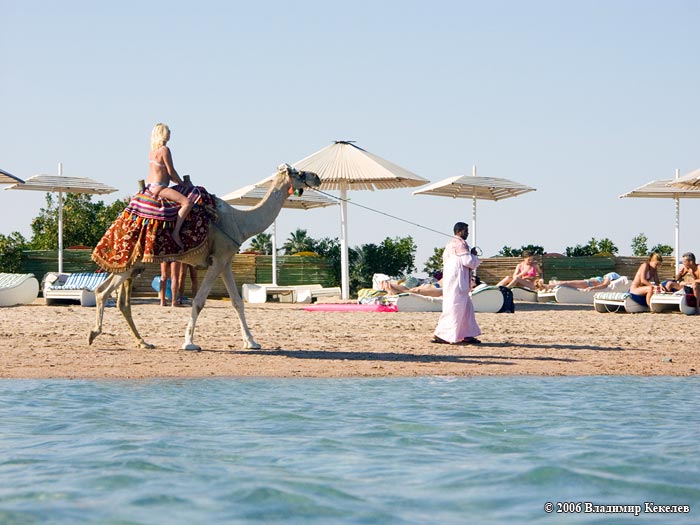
top-left (236, 174), bottom-right (290, 240)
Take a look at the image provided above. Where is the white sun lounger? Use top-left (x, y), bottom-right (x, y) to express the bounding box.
top-left (0, 273), bottom-right (40, 307)
top-left (388, 293), bottom-right (442, 312)
top-left (384, 284), bottom-right (506, 313)
top-left (242, 283), bottom-right (340, 304)
top-left (650, 291), bottom-right (698, 315)
top-left (593, 291), bottom-right (648, 313)
top-left (511, 287), bottom-right (539, 302)
top-left (471, 284), bottom-right (506, 313)
top-left (44, 272), bottom-right (108, 307)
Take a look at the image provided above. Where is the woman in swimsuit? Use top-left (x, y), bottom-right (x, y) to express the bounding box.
top-left (497, 252), bottom-right (541, 290)
top-left (541, 272), bottom-right (621, 292)
top-left (146, 123), bottom-right (192, 249)
top-left (629, 252), bottom-right (662, 306)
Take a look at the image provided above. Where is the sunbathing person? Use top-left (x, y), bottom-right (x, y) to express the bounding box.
top-left (629, 253), bottom-right (663, 306)
top-left (380, 278), bottom-right (444, 297)
top-left (541, 272), bottom-right (621, 292)
top-left (497, 252), bottom-right (541, 290)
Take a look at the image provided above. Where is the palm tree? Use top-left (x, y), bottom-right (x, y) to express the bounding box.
top-left (249, 233), bottom-right (272, 254)
top-left (282, 228), bottom-right (314, 255)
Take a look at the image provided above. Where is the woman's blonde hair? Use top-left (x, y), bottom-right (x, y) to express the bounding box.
top-left (151, 123), bottom-right (170, 151)
top-left (649, 253), bottom-right (663, 263)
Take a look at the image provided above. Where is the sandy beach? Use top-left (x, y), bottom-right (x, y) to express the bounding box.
top-left (1, 298), bottom-right (697, 379)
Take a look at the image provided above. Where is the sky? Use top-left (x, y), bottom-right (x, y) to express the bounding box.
top-left (2, 0), bottom-right (700, 273)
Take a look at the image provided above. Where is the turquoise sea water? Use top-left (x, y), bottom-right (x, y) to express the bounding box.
top-left (0, 377), bottom-right (698, 525)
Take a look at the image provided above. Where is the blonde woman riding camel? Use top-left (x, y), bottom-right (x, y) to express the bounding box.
top-left (146, 123), bottom-right (192, 249)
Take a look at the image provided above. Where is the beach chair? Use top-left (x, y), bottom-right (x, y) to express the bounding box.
top-left (388, 293), bottom-right (443, 312)
top-left (593, 291), bottom-right (648, 313)
top-left (242, 283), bottom-right (339, 304)
top-left (471, 284), bottom-right (507, 313)
top-left (381, 285), bottom-right (507, 313)
top-left (511, 287), bottom-right (538, 302)
top-left (43, 272), bottom-right (108, 307)
top-left (650, 289), bottom-right (698, 315)
top-left (0, 273), bottom-right (40, 307)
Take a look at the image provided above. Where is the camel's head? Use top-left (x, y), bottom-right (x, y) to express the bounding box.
top-left (277, 163), bottom-right (321, 197)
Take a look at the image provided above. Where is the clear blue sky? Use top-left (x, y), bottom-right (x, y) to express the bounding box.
top-left (2, 0), bottom-right (699, 272)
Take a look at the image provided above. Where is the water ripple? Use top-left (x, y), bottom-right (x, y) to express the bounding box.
top-left (0, 377), bottom-right (698, 524)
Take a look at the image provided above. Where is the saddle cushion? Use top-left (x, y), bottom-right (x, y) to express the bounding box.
top-left (92, 185), bottom-right (216, 272)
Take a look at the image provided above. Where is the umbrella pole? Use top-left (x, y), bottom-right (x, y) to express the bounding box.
top-left (675, 168), bottom-right (680, 270)
top-left (340, 188), bottom-right (349, 300)
top-left (58, 162), bottom-right (64, 274)
top-left (471, 165), bottom-right (477, 251)
top-left (271, 220), bottom-right (278, 286)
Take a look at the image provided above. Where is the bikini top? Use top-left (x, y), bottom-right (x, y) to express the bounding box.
top-left (518, 263), bottom-right (537, 278)
top-left (149, 146), bottom-right (166, 168)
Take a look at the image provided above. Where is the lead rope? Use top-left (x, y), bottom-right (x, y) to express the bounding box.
top-left (304, 185), bottom-right (454, 240)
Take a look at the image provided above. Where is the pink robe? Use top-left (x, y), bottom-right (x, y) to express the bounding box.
top-left (434, 236), bottom-right (481, 343)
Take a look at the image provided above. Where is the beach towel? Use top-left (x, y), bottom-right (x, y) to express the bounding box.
top-left (92, 185), bottom-right (217, 272)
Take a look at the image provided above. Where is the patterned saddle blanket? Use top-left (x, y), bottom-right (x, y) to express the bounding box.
top-left (92, 184), bottom-right (217, 273)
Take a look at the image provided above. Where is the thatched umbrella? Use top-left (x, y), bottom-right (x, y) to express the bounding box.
top-left (289, 141), bottom-right (428, 299)
top-left (5, 163), bottom-right (117, 272)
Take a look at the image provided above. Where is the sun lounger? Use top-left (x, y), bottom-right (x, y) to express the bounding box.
top-left (242, 283), bottom-right (340, 304)
top-left (0, 273), bottom-right (40, 307)
top-left (511, 287), bottom-right (538, 302)
top-left (471, 284), bottom-right (506, 313)
top-left (593, 291), bottom-right (648, 313)
top-left (387, 293), bottom-right (442, 312)
top-left (539, 276), bottom-right (631, 304)
top-left (43, 272), bottom-right (108, 307)
top-left (650, 290), bottom-right (698, 315)
top-left (381, 285), bottom-right (506, 313)
top-left (297, 286), bottom-right (342, 303)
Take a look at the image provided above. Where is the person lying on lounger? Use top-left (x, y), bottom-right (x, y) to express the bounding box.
top-left (380, 277), bottom-right (444, 297)
top-left (541, 272), bottom-right (621, 292)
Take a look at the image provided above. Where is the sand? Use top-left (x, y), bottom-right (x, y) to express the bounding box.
top-left (0, 298), bottom-right (697, 379)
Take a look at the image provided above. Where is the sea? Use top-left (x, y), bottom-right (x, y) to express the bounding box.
top-left (0, 376), bottom-right (698, 525)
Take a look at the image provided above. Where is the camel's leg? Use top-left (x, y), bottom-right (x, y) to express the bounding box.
top-left (89, 272), bottom-right (128, 345)
top-left (182, 257), bottom-right (228, 351)
top-left (221, 261), bottom-right (260, 350)
top-left (117, 277), bottom-right (154, 349)
top-left (88, 270), bottom-right (154, 349)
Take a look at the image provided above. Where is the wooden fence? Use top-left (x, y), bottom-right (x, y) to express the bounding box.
top-left (21, 250), bottom-right (677, 298)
top-left (21, 251), bottom-right (331, 298)
top-left (477, 256), bottom-right (676, 283)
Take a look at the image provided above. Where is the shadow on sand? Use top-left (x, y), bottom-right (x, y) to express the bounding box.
top-left (216, 348), bottom-right (584, 366)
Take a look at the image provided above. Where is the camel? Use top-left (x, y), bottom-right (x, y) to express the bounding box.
top-left (88, 164), bottom-right (321, 351)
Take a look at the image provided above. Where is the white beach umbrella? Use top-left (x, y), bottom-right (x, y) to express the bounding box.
top-left (668, 167), bottom-right (700, 189)
top-left (413, 165), bottom-right (536, 250)
top-left (4, 163), bottom-right (118, 273)
top-left (620, 169), bottom-right (700, 268)
top-left (0, 168), bottom-right (24, 184)
top-left (221, 183), bottom-right (338, 286)
top-left (285, 141), bottom-right (429, 299)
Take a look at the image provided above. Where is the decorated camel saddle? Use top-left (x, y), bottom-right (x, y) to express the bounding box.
top-left (92, 184), bottom-right (217, 272)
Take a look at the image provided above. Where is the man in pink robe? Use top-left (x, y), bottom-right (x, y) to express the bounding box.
top-left (433, 222), bottom-right (482, 345)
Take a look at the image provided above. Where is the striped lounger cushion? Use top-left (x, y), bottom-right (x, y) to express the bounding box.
top-left (53, 272), bottom-right (108, 291)
top-left (594, 291), bottom-right (648, 313)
